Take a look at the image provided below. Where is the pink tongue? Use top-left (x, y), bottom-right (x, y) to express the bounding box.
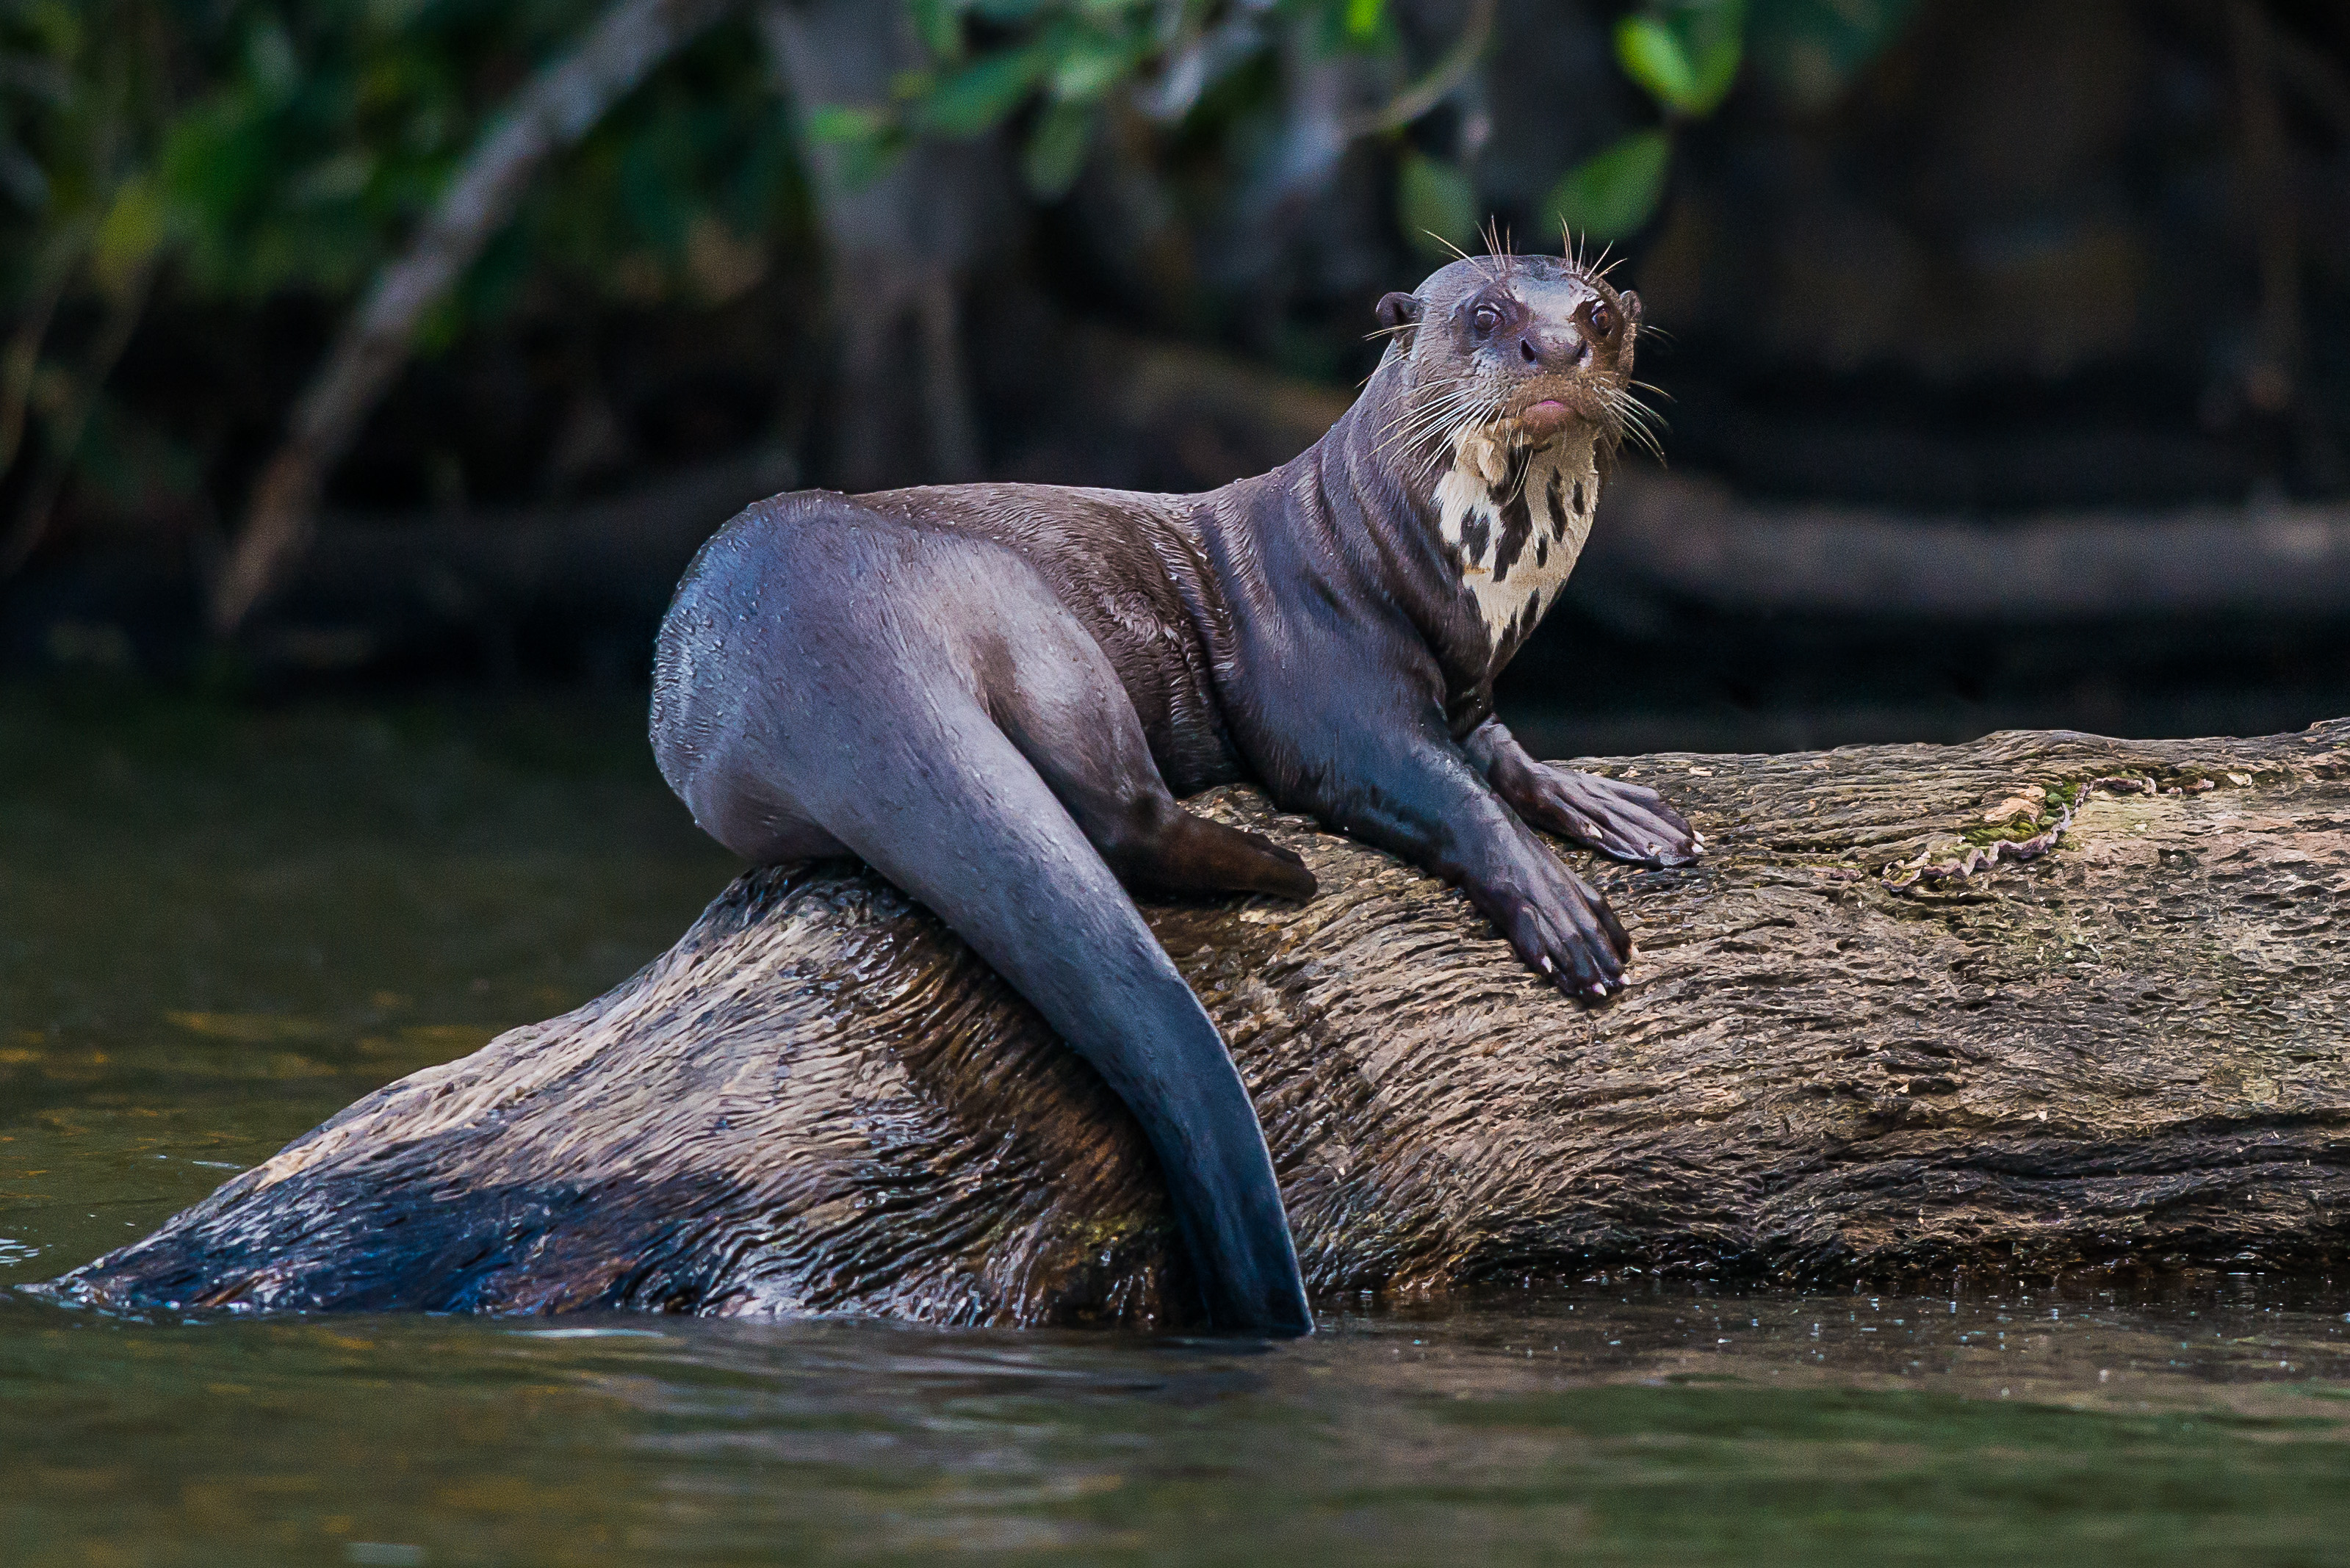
top-left (1524, 399), bottom-right (1570, 426)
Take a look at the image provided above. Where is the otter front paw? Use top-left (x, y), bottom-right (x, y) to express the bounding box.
top-left (1506, 763), bottom-right (1701, 869)
top-left (1494, 855), bottom-right (1633, 1000)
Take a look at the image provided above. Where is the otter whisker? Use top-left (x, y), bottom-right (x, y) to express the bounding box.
top-left (1392, 416), bottom-right (1491, 475)
top-left (1376, 391), bottom-right (1495, 467)
top-left (1385, 389), bottom-right (1503, 480)
top-left (1481, 217), bottom-right (1517, 266)
top-left (1618, 391), bottom-right (1670, 440)
top-left (1383, 397), bottom-right (1478, 444)
top-left (1607, 380), bottom-right (1663, 423)
top-left (1424, 231), bottom-right (1479, 267)
top-left (1378, 389), bottom-right (1484, 449)
top-left (1383, 404), bottom-right (1475, 450)
top-left (1437, 395), bottom-right (1505, 462)
top-left (1608, 398), bottom-right (1668, 465)
top-left (1382, 379), bottom-right (1493, 436)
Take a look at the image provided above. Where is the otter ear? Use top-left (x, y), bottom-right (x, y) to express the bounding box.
top-left (1618, 289), bottom-right (1643, 328)
top-left (1375, 291), bottom-right (1421, 337)
top-left (1615, 289), bottom-right (1642, 373)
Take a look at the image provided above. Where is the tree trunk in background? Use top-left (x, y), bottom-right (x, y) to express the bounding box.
top-left (758, 1), bottom-right (1009, 491)
top-left (52, 721), bottom-right (2350, 1326)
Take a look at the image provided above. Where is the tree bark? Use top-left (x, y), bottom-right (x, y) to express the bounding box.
top-left (51, 721), bottom-right (2350, 1326)
top-left (756, 0), bottom-right (1009, 491)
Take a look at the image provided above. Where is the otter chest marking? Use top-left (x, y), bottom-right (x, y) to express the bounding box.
top-left (1436, 431), bottom-right (1598, 659)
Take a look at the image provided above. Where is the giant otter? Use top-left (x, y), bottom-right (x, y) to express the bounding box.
top-left (651, 249), bottom-right (1699, 1336)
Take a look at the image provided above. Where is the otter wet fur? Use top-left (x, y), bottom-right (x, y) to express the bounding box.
top-left (650, 246), bottom-right (1700, 1336)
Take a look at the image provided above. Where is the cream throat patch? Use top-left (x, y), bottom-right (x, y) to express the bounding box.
top-left (1434, 427), bottom-right (1599, 660)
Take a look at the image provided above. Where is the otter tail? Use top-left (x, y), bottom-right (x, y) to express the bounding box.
top-left (787, 700), bottom-right (1313, 1335)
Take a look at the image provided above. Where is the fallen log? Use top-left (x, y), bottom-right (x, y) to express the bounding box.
top-left (48, 721), bottom-right (2350, 1326)
top-left (1580, 472), bottom-right (2350, 622)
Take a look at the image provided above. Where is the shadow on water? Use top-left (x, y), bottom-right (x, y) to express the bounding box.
top-left (6, 682), bottom-right (2350, 1564)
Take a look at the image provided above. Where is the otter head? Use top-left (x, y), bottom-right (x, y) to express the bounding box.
top-left (1370, 251), bottom-right (1653, 659)
top-left (1373, 250), bottom-right (1645, 477)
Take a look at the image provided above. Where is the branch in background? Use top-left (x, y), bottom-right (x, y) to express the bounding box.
top-left (1585, 469), bottom-right (2350, 621)
top-left (0, 256), bottom-right (158, 577)
top-left (1341, 0), bottom-right (1498, 140)
top-left (1242, 1), bottom-right (1500, 231)
top-left (0, 228), bottom-right (86, 485)
top-left (206, 0), bottom-right (739, 637)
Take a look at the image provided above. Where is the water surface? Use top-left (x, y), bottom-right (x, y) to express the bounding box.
top-left (6, 686), bottom-right (2350, 1565)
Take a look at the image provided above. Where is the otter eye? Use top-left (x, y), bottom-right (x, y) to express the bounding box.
top-left (1589, 301), bottom-right (1615, 336)
top-left (1471, 303), bottom-right (1502, 334)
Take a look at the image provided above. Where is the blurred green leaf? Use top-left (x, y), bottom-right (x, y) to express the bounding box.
top-left (1022, 96), bottom-right (1095, 197)
top-left (1615, 16), bottom-right (1699, 107)
top-left (1616, 1), bottom-right (1744, 118)
top-left (90, 174), bottom-right (165, 295)
top-left (287, 150), bottom-right (375, 207)
top-left (804, 102), bottom-right (905, 189)
top-left (245, 17), bottom-right (300, 101)
top-left (908, 0), bottom-right (966, 62)
top-left (921, 43), bottom-right (1049, 135)
top-left (1047, 29), bottom-right (1145, 102)
top-left (17, 1), bottom-right (83, 61)
top-left (1346, 0), bottom-right (1385, 39)
top-left (1545, 129), bottom-right (1671, 240)
top-left (806, 104), bottom-right (890, 145)
top-left (1397, 151), bottom-right (1478, 257)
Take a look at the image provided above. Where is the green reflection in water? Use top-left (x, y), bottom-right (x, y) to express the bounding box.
top-left (4, 684), bottom-right (2350, 1566)
top-left (6, 1297), bottom-right (2350, 1567)
top-left (1441, 1381), bottom-right (2350, 1562)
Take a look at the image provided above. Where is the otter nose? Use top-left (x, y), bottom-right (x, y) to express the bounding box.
top-left (1517, 325), bottom-right (1593, 372)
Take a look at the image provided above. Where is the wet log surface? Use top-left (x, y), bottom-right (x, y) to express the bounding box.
top-left (51, 721), bottom-right (2350, 1327)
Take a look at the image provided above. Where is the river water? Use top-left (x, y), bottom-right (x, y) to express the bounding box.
top-left (7, 684), bottom-right (2350, 1565)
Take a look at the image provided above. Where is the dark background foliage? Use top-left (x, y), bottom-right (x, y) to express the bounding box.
top-left (4, 0), bottom-right (2347, 749)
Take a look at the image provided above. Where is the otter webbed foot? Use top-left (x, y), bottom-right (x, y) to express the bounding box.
top-left (1492, 840), bottom-right (1634, 1000)
top-left (1104, 801), bottom-right (1319, 903)
top-left (1466, 719), bottom-right (1701, 869)
top-left (1494, 850), bottom-right (1626, 1001)
top-left (1508, 763), bottom-right (1702, 868)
